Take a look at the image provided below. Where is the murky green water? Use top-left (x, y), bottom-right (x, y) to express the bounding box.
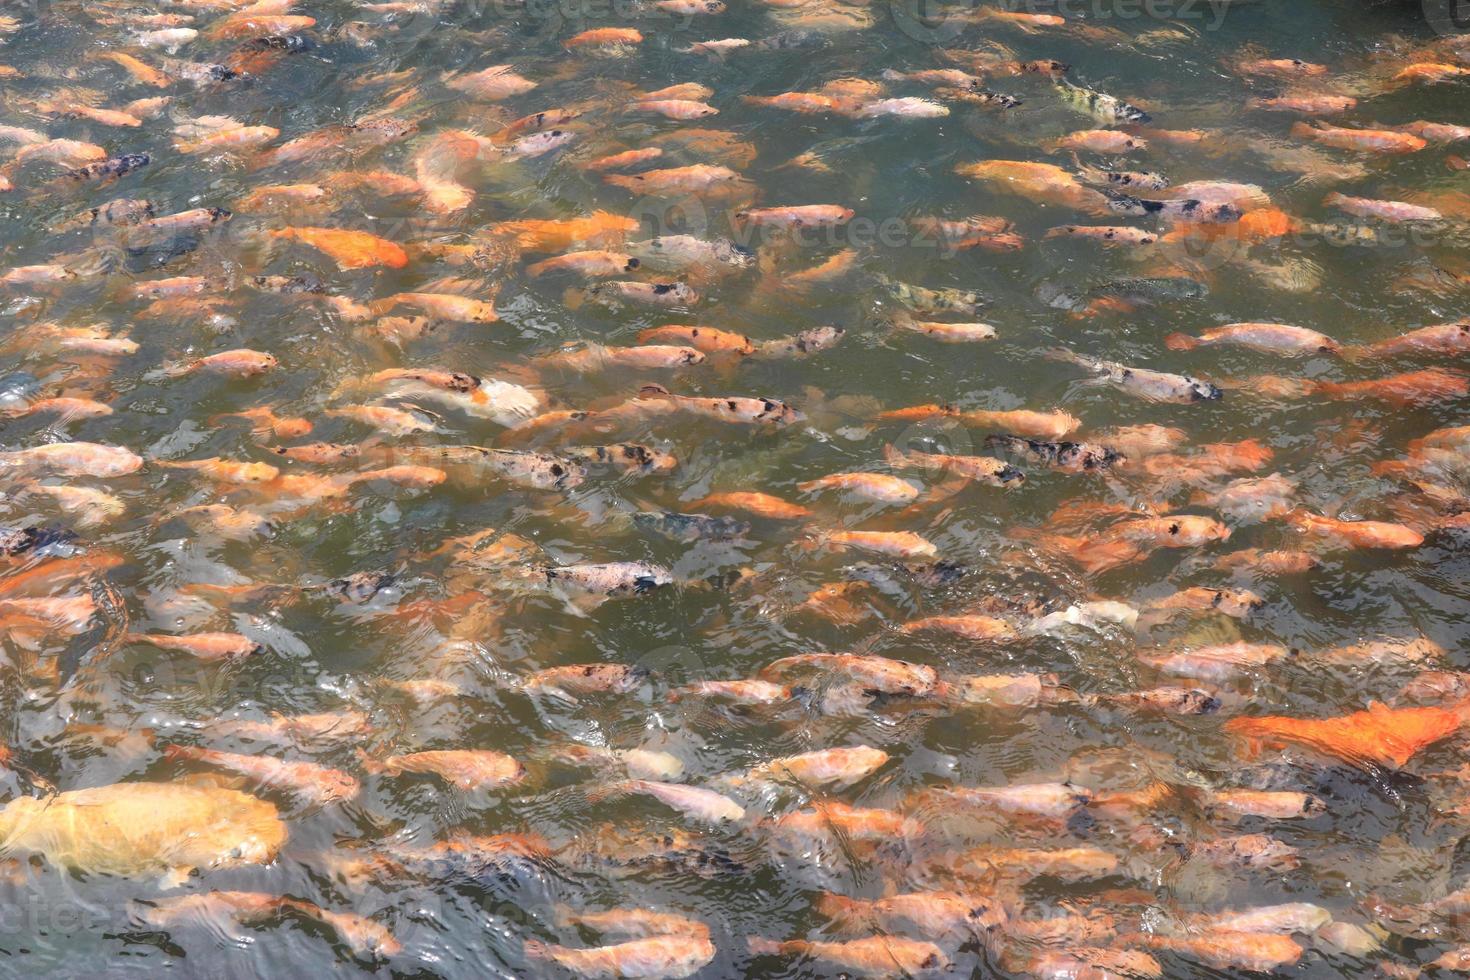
top-left (2, 0), bottom-right (1470, 975)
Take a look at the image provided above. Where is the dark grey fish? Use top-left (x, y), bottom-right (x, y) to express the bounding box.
top-left (1098, 276), bottom-right (1209, 303)
top-left (0, 524), bottom-right (75, 557)
top-left (1107, 687), bottom-right (1221, 715)
top-left (322, 570), bottom-right (397, 602)
top-left (238, 33), bottom-right (316, 53)
top-left (53, 198), bottom-right (154, 232)
top-left (251, 274), bottom-right (327, 295)
top-left (1107, 194), bottom-right (1241, 223)
top-left (1074, 161), bottom-right (1169, 191)
top-left (632, 511), bottom-right (749, 543)
top-left (1055, 79), bottom-right (1150, 124)
top-left (984, 434), bottom-right (1123, 472)
top-left (880, 276), bottom-right (986, 315)
top-left (1047, 348), bottom-right (1222, 403)
top-left (410, 446), bottom-right (587, 490)
top-left (750, 325), bottom-right (844, 359)
top-left (544, 561), bottom-right (673, 597)
top-left (844, 560), bottom-right (968, 591)
top-left (561, 443), bottom-right (677, 476)
top-left (61, 152), bottom-right (150, 183)
top-left (756, 29), bottom-right (830, 49)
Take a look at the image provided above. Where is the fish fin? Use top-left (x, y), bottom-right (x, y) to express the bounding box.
top-left (582, 779), bottom-right (630, 805)
top-left (147, 360), bottom-right (192, 381)
top-left (1229, 438), bottom-right (1273, 470)
top-left (1069, 537), bottom-right (1145, 573)
top-left (1043, 346), bottom-right (1089, 368)
top-left (161, 743), bottom-right (193, 764)
top-left (1361, 895), bottom-right (1430, 933)
top-left (179, 772), bottom-right (245, 791)
top-left (812, 893), bottom-right (865, 931)
top-left (637, 383), bottom-right (672, 400)
top-left (564, 593), bottom-right (604, 617)
top-left (159, 866), bottom-right (195, 889)
top-left (417, 275), bottom-right (477, 295)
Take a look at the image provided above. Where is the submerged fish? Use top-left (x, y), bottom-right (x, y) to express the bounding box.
top-left (0, 783), bottom-right (285, 884)
top-left (1048, 348), bottom-right (1223, 403)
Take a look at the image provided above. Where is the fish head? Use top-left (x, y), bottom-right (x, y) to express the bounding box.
top-left (1182, 689), bottom-right (1222, 714)
top-left (1189, 378), bottom-right (1224, 401)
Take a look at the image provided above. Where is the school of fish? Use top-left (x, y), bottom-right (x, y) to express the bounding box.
top-left (5, 0), bottom-right (1470, 975)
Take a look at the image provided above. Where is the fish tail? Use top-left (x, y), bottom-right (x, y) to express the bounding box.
top-left (746, 937), bottom-right (784, 956)
top-left (1338, 343), bottom-right (1376, 363)
top-left (881, 443), bottom-right (908, 468)
top-left (795, 528), bottom-right (827, 553)
top-left (1232, 438), bottom-right (1273, 469)
top-left (812, 893), bottom-right (864, 928)
top-left (155, 359), bottom-right (194, 380)
top-left (1362, 895), bottom-right (1430, 931)
top-left (47, 402), bottom-right (100, 426)
top-left (1282, 509), bottom-right (1316, 532)
top-left (877, 310), bottom-right (913, 332)
top-left (983, 434), bottom-right (1019, 454)
top-left (1289, 121), bottom-right (1316, 140)
top-left (354, 748), bottom-right (386, 775)
top-left (1369, 459), bottom-right (1412, 478)
top-left (1162, 332), bottom-right (1198, 351)
top-left (1043, 346), bottom-right (1089, 368)
top-left (522, 940), bottom-right (556, 962)
top-left (582, 779), bottom-right (630, 805)
top-left (161, 743), bottom-right (198, 763)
